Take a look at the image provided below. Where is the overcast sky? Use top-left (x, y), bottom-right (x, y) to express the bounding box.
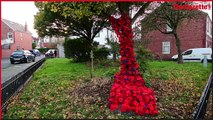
top-left (1, 1), bottom-right (212, 38)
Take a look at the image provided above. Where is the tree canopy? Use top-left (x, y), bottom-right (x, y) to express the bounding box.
top-left (34, 2), bottom-right (116, 41)
top-left (34, 2), bottom-right (155, 40)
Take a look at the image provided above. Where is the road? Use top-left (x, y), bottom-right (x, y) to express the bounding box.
top-left (1, 55), bottom-right (45, 84)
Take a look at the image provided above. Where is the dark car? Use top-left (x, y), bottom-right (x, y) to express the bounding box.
top-left (29, 50), bottom-right (37, 56)
top-left (30, 49), bottom-right (41, 57)
top-left (10, 50), bottom-right (35, 64)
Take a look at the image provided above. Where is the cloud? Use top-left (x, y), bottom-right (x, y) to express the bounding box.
top-left (1, 2), bottom-right (39, 37)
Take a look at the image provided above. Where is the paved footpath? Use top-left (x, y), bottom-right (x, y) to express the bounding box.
top-left (1, 55), bottom-right (45, 85)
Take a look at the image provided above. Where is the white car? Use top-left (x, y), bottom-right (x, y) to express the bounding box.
top-left (172, 48), bottom-right (212, 62)
top-left (107, 53), bottom-right (120, 60)
top-left (45, 49), bottom-right (55, 58)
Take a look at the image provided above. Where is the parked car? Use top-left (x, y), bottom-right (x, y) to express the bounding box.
top-left (29, 50), bottom-right (37, 56)
top-left (107, 52), bottom-right (120, 60)
top-left (30, 49), bottom-right (41, 57)
top-left (34, 49), bottom-right (41, 56)
top-left (10, 50), bottom-right (35, 64)
top-left (172, 48), bottom-right (212, 62)
top-left (45, 49), bottom-right (55, 58)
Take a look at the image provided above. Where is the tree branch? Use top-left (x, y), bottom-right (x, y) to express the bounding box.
top-left (154, 25), bottom-right (173, 34)
top-left (131, 2), bottom-right (151, 25)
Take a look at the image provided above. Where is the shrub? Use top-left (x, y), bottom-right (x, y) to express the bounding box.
top-left (32, 43), bottom-right (36, 49)
top-left (135, 46), bottom-right (154, 73)
top-left (63, 37), bottom-right (92, 62)
top-left (38, 48), bottom-right (49, 54)
top-left (94, 47), bottom-right (110, 60)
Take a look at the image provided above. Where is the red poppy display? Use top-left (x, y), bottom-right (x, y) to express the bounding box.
top-left (108, 14), bottom-right (159, 116)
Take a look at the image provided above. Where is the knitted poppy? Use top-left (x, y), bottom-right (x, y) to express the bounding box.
top-left (108, 14), bottom-right (158, 116)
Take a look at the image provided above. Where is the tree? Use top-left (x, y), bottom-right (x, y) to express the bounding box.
top-left (141, 2), bottom-right (202, 64)
top-left (35, 2), bottom-right (159, 116)
top-left (108, 2), bottom-right (158, 116)
top-left (34, 2), bottom-right (115, 42)
top-left (34, 2), bottom-right (116, 78)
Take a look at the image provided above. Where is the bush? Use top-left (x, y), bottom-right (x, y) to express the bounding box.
top-left (37, 48), bottom-right (49, 54)
top-left (32, 43), bottom-right (36, 49)
top-left (135, 46), bottom-right (154, 73)
top-left (94, 47), bottom-right (110, 60)
top-left (63, 37), bottom-right (92, 62)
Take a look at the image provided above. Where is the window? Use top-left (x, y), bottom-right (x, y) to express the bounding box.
top-left (162, 41), bottom-right (170, 54)
top-left (8, 32), bottom-right (13, 39)
top-left (166, 23), bottom-right (173, 32)
top-left (2, 44), bottom-right (10, 49)
top-left (183, 50), bottom-right (192, 55)
top-left (7, 32), bottom-right (14, 43)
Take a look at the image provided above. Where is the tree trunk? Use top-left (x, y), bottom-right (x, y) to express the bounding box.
top-left (89, 39), bottom-right (94, 79)
top-left (173, 31), bottom-right (183, 64)
top-left (108, 14), bottom-right (158, 116)
top-left (113, 52), bottom-right (116, 61)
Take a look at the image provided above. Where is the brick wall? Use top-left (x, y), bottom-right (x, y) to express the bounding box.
top-left (1, 21), bottom-right (14, 58)
top-left (13, 32), bottom-right (33, 50)
top-left (1, 21), bottom-right (33, 58)
top-left (1, 21), bottom-right (13, 40)
top-left (144, 14), bottom-right (207, 60)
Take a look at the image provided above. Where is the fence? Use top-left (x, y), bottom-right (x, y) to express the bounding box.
top-left (1, 58), bottom-right (46, 111)
top-left (192, 72), bottom-right (212, 119)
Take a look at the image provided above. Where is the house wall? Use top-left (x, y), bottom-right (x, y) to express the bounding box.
top-left (13, 32), bottom-right (33, 50)
top-left (2, 21), bottom-right (14, 58)
top-left (2, 22), bottom-right (33, 58)
top-left (206, 15), bottom-right (212, 48)
top-left (144, 14), bottom-right (207, 60)
top-left (94, 28), bottom-right (109, 45)
top-left (94, 28), bottom-right (118, 45)
top-left (1, 21), bottom-right (14, 40)
top-left (57, 44), bottom-right (65, 58)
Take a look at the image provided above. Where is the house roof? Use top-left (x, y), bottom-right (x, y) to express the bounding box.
top-left (2, 18), bottom-right (32, 34)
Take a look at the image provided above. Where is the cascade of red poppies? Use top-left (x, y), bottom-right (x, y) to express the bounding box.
top-left (108, 14), bottom-right (158, 116)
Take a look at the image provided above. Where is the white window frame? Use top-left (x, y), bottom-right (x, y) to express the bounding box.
top-left (7, 32), bottom-right (14, 43)
top-left (166, 23), bottom-right (173, 32)
top-left (162, 41), bottom-right (170, 54)
top-left (7, 32), bottom-right (13, 39)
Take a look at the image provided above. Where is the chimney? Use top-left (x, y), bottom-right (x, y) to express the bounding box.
top-left (25, 21), bottom-right (27, 32)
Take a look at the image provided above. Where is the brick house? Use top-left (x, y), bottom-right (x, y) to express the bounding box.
top-left (142, 12), bottom-right (212, 60)
top-left (1, 19), bottom-right (33, 58)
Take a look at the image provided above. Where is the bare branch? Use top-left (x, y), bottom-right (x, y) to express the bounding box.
top-left (154, 25), bottom-right (173, 34)
top-left (131, 2), bottom-right (151, 25)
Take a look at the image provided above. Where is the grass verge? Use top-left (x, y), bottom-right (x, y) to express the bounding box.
top-left (2, 58), bottom-right (212, 119)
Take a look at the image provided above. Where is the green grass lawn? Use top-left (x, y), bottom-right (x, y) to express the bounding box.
top-left (3, 58), bottom-right (212, 119)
